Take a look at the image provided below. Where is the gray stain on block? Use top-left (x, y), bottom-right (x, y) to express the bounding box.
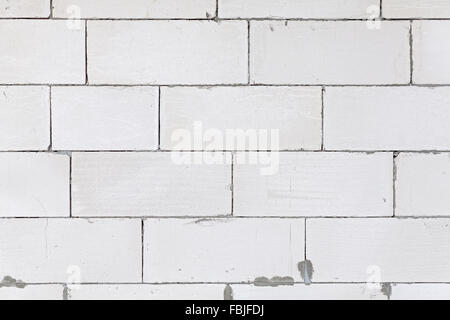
top-left (298, 260), bottom-right (314, 285)
top-left (381, 283), bottom-right (393, 300)
top-left (254, 276), bottom-right (295, 287)
top-left (0, 276), bottom-right (27, 289)
top-left (224, 284), bottom-right (233, 300)
top-left (63, 285), bottom-right (71, 300)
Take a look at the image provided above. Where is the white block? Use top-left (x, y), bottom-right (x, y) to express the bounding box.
top-left (0, 219), bottom-right (141, 282)
top-left (0, 20), bottom-right (85, 84)
top-left (67, 284), bottom-right (224, 300)
top-left (88, 21), bottom-right (248, 85)
top-left (220, 0), bottom-right (379, 19)
top-left (53, 0), bottom-right (216, 18)
top-left (52, 87), bottom-right (158, 151)
top-left (391, 284), bottom-right (450, 300)
top-left (234, 152), bottom-right (393, 217)
top-left (0, 285), bottom-right (62, 300)
top-left (0, 0), bottom-right (50, 17)
top-left (232, 284), bottom-right (386, 300)
top-left (396, 153), bottom-right (450, 216)
top-left (413, 21), bottom-right (450, 84)
top-left (308, 218), bottom-right (450, 282)
top-left (0, 153), bottom-right (69, 217)
top-left (384, 0), bottom-right (450, 18)
top-left (324, 87), bottom-right (450, 150)
top-left (0, 86), bottom-right (49, 151)
top-left (250, 21), bottom-right (410, 85)
top-left (144, 219), bottom-right (305, 282)
top-left (161, 87), bottom-right (322, 151)
top-left (72, 152), bottom-right (231, 217)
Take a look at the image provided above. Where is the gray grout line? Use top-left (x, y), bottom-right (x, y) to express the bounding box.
top-left (16, 281), bottom-right (450, 285)
top-left (85, 21), bottom-right (89, 85)
top-left (304, 218), bottom-right (307, 263)
top-left (393, 152), bottom-right (398, 217)
top-left (4, 17), bottom-right (450, 21)
top-left (157, 87), bottom-right (161, 150)
top-left (321, 87), bottom-right (325, 151)
top-left (48, 86), bottom-right (53, 151)
top-left (2, 216), bottom-right (450, 220)
top-left (380, 0), bottom-right (383, 18)
top-left (1, 150), bottom-right (450, 153)
top-left (49, 0), bottom-right (53, 19)
top-left (231, 153), bottom-right (234, 216)
top-left (410, 20), bottom-right (414, 84)
top-left (215, 0), bottom-right (219, 20)
top-left (247, 20), bottom-right (251, 85)
top-left (4, 83), bottom-right (450, 87)
top-left (141, 219), bottom-right (144, 283)
top-left (69, 154), bottom-right (72, 218)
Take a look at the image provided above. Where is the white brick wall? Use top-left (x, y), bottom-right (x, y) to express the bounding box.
top-left (160, 87), bottom-right (322, 151)
top-left (383, 0), bottom-right (450, 18)
top-left (0, 153), bottom-right (69, 217)
top-left (0, 219), bottom-right (141, 282)
top-left (0, 285), bottom-right (62, 300)
top-left (396, 153), bottom-right (450, 216)
top-left (88, 21), bottom-right (248, 85)
top-left (144, 219), bottom-right (304, 283)
top-left (0, 0), bottom-right (50, 18)
top-left (324, 87), bottom-right (450, 150)
top-left (231, 284), bottom-right (386, 300)
top-left (413, 21), bottom-right (450, 84)
top-left (250, 21), bottom-right (410, 85)
top-left (0, 20), bottom-right (85, 84)
top-left (234, 152), bottom-right (393, 217)
top-left (72, 152), bottom-right (231, 217)
top-left (67, 284), bottom-right (224, 300)
top-left (220, 0), bottom-right (379, 19)
top-left (1, 0), bottom-right (450, 300)
top-left (53, 0), bottom-right (216, 19)
top-left (0, 86), bottom-right (50, 151)
top-left (308, 219), bottom-right (450, 282)
top-left (52, 86), bottom-right (158, 151)
top-left (391, 284), bottom-right (450, 300)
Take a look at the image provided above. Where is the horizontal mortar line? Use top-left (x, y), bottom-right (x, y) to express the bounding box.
top-left (0, 17), bottom-right (214, 21)
top-left (5, 83), bottom-right (450, 88)
top-left (244, 83), bottom-right (450, 87)
top-left (58, 149), bottom-right (384, 153)
top-left (1, 216), bottom-right (450, 220)
top-left (12, 281), bottom-right (450, 285)
top-left (6, 282), bottom-right (243, 286)
top-left (3, 17), bottom-right (450, 22)
top-left (23, 282), bottom-right (289, 285)
top-left (220, 17), bottom-right (450, 22)
top-left (1, 150), bottom-right (449, 154)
